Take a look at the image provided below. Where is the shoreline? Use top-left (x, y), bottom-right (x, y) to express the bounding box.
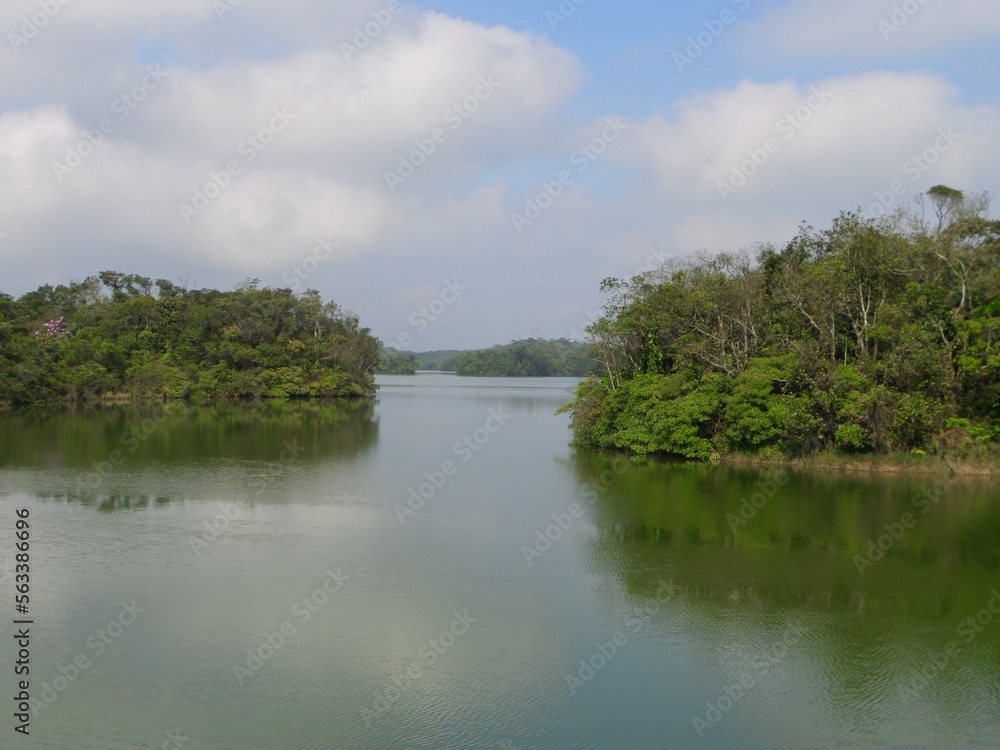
top-left (714, 451), bottom-right (1000, 478)
top-left (0, 392), bottom-right (377, 411)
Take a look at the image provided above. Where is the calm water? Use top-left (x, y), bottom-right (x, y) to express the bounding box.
top-left (1, 373), bottom-right (999, 749)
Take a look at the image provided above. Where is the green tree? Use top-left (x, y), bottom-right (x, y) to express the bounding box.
top-left (564, 192), bottom-right (1000, 463)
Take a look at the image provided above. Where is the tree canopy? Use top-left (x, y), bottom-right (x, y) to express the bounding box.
top-left (563, 189), bottom-right (1000, 462)
top-left (382, 339), bottom-right (597, 377)
top-left (378, 348), bottom-right (419, 375)
top-left (447, 338), bottom-right (596, 377)
top-left (0, 274), bottom-right (379, 404)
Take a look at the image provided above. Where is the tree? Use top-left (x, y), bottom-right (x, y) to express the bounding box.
top-left (0, 273), bottom-right (381, 404)
top-left (564, 193), bottom-right (1000, 461)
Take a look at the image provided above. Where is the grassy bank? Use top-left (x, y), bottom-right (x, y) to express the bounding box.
top-left (715, 450), bottom-right (1000, 478)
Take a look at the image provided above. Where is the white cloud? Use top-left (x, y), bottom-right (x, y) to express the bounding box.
top-left (611, 71), bottom-right (999, 255)
top-left (1, 1), bottom-right (998, 349)
top-left (0, 9), bottom-right (583, 289)
top-left (737, 0), bottom-right (1000, 61)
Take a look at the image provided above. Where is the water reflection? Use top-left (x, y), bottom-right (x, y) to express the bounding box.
top-left (1, 376), bottom-right (997, 749)
top-left (568, 450), bottom-right (1000, 739)
top-left (0, 398), bottom-right (379, 468)
top-left (0, 400), bottom-right (380, 510)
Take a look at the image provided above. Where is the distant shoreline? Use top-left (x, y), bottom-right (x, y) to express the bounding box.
top-left (377, 372), bottom-right (592, 378)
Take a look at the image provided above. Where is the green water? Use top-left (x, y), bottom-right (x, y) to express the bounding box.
top-left (1, 373), bottom-right (998, 749)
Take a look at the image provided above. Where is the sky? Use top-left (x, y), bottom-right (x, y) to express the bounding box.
top-left (1, 0), bottom-right (999, 350)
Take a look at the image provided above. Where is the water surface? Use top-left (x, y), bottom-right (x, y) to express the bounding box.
top-left (1, 373), bottom-right (998, 748)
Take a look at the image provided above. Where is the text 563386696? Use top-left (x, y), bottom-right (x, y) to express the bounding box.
top-left (14, 507), bottom-right (32, 736)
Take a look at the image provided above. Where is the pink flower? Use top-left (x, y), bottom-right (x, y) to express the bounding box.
top-left (34, 316), bottom-right (71, 339)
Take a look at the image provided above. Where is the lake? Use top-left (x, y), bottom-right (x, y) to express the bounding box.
top-left (1, 372), bottom-right (999, 749)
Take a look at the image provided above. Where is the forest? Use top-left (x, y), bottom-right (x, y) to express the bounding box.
top-left (378, 347), bottom-right (420, 374)
top-left (0, 272), bottom-right (380, 404)
top-left (444, 338), bottom-right (594, 377)
top-left (563, 187), bottom-right (1000, 463)
top-left (379, 338), bottom-right (596, 377)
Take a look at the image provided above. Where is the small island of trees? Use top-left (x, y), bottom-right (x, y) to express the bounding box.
top-left (563, 187), bottom-right (1000, 467)
top-left (0, 273), bottom-right (380, 405)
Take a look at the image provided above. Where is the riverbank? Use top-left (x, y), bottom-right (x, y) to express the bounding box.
top-left (0, 390), bottom-right (377, 410)
top-left (716, 450), bottom-right (1000, 478)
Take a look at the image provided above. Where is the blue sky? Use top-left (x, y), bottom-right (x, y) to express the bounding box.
top-left (1, 0), bottom-right (999, 349)
top-left (422, 1), bottom-right (1000, 110)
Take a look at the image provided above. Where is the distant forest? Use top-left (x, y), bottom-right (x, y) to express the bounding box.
top-left (0, 273), bottom-right (380, 405)
top-left (379, 338), bottom-right (596, 377)
top-left (563, 187), bottom-right (1000, 463)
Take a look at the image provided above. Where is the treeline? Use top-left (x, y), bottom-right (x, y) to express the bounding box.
top-left (0, 272), bottom-right (380, 405)
top-left (378, 348), bottom-right (419, 374)
top-left (564, 187), bottom-right (1000, 462)
top-left (377, 348), bottom-right (460, 373)
top-left (378, 339), bottom-right (596, 377)
top-left (449, 338), bottom-right (595, 377)
top-left (413, 349), bottom-right (463, 371)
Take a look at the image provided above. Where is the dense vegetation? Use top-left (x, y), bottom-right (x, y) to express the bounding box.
top-left (0, 272), bottom-right (380, 405)
top-left (381, 339), bottom-right (596, 377)
top-left (564, 188), bottom-right (1000, 463)
top-left (448, 338), bottom-right (595, 377)
top-left (412, 349), bottom-right (464, 371)
top-left (378, 348), bottom-right (419, 374)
